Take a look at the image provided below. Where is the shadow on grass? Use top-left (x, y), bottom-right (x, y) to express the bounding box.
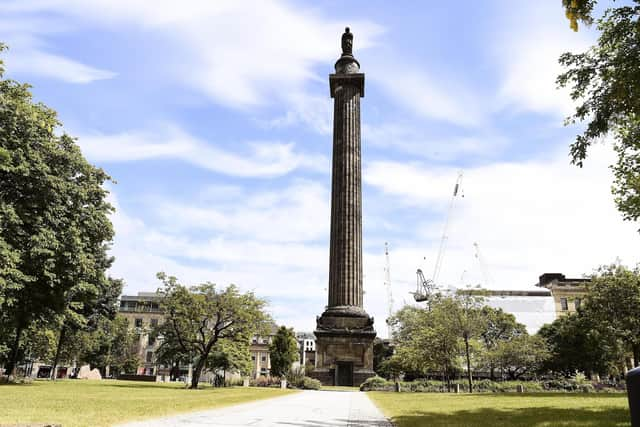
top-left (391, 406), bottom-right (630, 427)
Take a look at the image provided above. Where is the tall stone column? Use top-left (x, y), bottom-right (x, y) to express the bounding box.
top-left (312, 28), bottom-right (376, 387)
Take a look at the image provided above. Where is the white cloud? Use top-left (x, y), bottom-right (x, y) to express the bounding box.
top-left (493, 2), bottom-right (595, 117)
top-left (77, 125), bottom-right (329, 178)
top-left (368, 62), bottom-right (485, 127)
top-left (364, 143), bottom-right (640, 332)
top-left (363, 122), bottom-right (509, 161)
top-left (6, 0), bottom-right (383, 131)
top-left (155, 180), bottom-right (329, 242)
top-left (2, 45), bottom-right (116, 84)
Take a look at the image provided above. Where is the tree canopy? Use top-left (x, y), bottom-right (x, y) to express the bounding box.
top-left (0, 44), bottom-right (116, 375)
top-left (558, 1), bottom-right (640, 222)
top-left (156, 272), bottom-right (270, 389)
top-left (269, 326), bottom-right (299, 378)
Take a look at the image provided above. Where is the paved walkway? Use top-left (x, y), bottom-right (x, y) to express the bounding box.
top-left (117, 390), bottom-right (392, 427)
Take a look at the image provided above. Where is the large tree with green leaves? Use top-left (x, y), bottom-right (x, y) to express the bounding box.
top-left (539, 310), bottom-right (623, 377)
top-left (557, 1), bottom-right (640, 222)
top-left (0, 44), bottom-right (115, 375)
top-left (582, 264), bottom-right (640, 367)
top-left (156, 272), bottom-right (270, 389)
top-left (479, 306), bottom-right (527, 380)
top-left (452, 292), bottom-right (487, 393)
top-left (269, 326), bottom-right (298, 378)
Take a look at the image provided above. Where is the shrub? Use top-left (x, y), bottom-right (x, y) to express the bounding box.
top-left (301, 377), bottom-right (321, 390)
top-left (360, 376), bottom-right (393, 391)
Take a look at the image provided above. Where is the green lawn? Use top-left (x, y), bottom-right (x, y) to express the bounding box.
top-left (0, 380), bottom-right (295, 427)
top-left (368, 392), bottom-right (631, 427)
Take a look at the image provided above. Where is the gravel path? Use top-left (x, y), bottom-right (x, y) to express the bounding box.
top-left (116, 390), bottom-right (392, 427)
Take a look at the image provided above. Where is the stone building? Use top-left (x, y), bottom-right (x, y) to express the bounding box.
top-left (295, 332), bottom-right (317, 370)
top-left (118, 292), bottom-right (164, 375)
top-left (250, 328), bottom-right (276, 379)
top-left (536, 273), bottom-right (589, 317)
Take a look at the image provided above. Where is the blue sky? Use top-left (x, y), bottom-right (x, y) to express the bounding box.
top-left (2, 0), bottom-right (639, 335)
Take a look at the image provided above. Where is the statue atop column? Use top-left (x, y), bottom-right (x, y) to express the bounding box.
top-left (335, 27), bottom-right (360, 74)
top-left (341, 27), bottom-right (353, 56)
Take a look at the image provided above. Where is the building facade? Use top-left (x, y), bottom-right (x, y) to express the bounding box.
top-left (118, 292), bottom-right (164, 375)
top-left (536, 273), bottom-right (589, 317)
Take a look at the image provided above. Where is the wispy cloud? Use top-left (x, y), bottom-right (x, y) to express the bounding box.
top-left (3, 46), bottom-right (116, 84)
top-left (77, 125), bottom-right (329, 178)
top-left (492, 1), bottom-right (595, 117)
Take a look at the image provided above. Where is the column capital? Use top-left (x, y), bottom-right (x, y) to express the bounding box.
top-left (329, 73), bottom-right (365, 98)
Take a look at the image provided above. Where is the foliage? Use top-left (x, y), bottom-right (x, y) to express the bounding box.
top-left (539, 309), bottom-right (623, 377)
top-left (0, 45), bottom-right (115, 374)
top-left (479, 307), bottom-right (526, 380)
top-left (83, 315), bottom-right (141, 375)
top-left (582, 264), bottom-right (640, 366)
top-left (300, 377), bottom-right (321, 390)
top-left (373, 337), bottom-right (395, 378)
top-left (562, 0), bottom-right (596, 31)
top-left (557, 2), bottom-right (640, 223)
top-left (269, 326), bottom-right (298, 378)
top-left (208, 339), bottom-right (252, 378)
top-left (389, 301), bottom-right (460, 380)
top-left (491, 334), bottom-right (550, 380)
top-left (156, 272), bottom-right (270, 389)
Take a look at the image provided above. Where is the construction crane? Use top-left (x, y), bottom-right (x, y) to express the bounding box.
top-left (413, 268), bottom-right (436, 303)
top-left (383, 242), bottom-right (394, 337)
top-left (413, 171), bottom-right (464, 302)
top-left (473, 242), bottom-right (493, 287)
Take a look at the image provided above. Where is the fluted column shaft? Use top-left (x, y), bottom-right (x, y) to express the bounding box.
top-left (328, 79), bottom-right (363, 309)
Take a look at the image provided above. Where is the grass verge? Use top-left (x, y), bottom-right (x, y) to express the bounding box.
top-left (368, 392), bottom-right (630, 427)
top-left (0, 380), bottom-right (295, 427)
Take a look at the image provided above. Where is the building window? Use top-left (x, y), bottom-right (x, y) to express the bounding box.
top-left (574, 298), bottom-right (581, 310)
top-left (261, 356), bottom-right (266, 362)
top-left (150, 318), bottom-right (158, 327)
top-left (251, 355), bottom-right (256, 361)
top-left (560, 298), bottom-right (568, 311)
top-left (148, 335), bottom-right (155, 346)
top-left (135, 318), bottom-right (143, 327)
top-left (146, 351), bottom-right (153, 363)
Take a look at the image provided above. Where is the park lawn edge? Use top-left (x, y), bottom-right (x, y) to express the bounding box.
top-left (0, 380), bottom-right (298, 427)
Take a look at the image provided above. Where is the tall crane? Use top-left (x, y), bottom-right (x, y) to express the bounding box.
top-left (432, 171), bottom-right (463, 284)
top-left (413, 171), bottom-right (464, 302)
top-left (384, 242), bottom-right (394, 337)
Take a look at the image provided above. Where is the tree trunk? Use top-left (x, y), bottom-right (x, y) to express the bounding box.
top-left (490, 365), bottom-right (495, 381)
top-left (6, 326), bottom-right (24, 376)
top-left (464, 335), bottom-right (473, 393)
top-left (190, 357), bottom-right (206, 389)
top-left (51, 325), bottom-right (67, 381)
top-left (633, 343), bottom-right (640, 368)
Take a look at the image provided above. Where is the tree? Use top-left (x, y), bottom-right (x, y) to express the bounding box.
top-left (50, 277), bottom-right (123, 380)
top-left (156, 272), bottom-right (270, 389)
top-left (493, 334), bottom-right (550, 380)
top-left (373, 338), bottom-right (395, 379)
top-left (0, 44), bottom-right (115, 375)
top-left (269, 326), bottom-right (298, 378)
top-left (479, 307), bottom-right (526, 380)
top-left (539, 311), bottom-right (623, 377)
top-left (208, 339), bottom-right (252, 386)
top-left (452, 292), bottom-right (487, 393)
top-left (389, 301), bottom-right (460, 384)
top-left (557, 2), bottom-right (640, 222)
top-left (581, 264), bottom-right (640, 367)
top-left (81, 315), bottom-right (141, 376)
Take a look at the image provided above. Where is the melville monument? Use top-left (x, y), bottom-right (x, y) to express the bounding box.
top-left (311, 27), bottom-right (376, 386)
